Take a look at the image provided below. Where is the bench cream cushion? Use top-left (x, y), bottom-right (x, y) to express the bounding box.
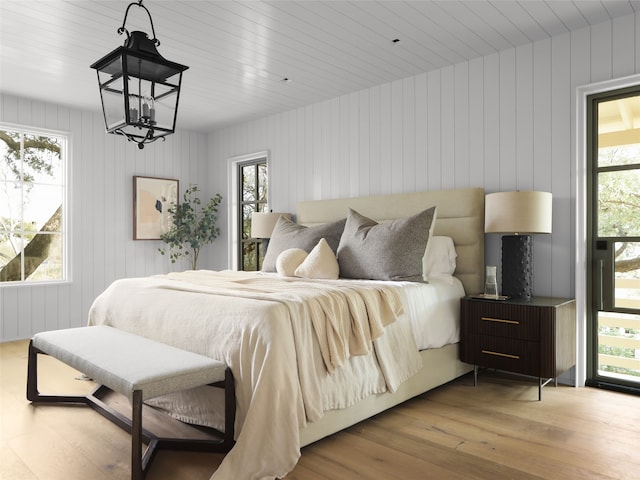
top-left (32, 326), bottom-right (226, 401)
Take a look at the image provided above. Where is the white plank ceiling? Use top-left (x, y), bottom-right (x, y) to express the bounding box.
top-left (1, 1), bottom-right (639, 132)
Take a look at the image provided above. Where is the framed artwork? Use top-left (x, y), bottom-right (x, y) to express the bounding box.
top-left (133, 176), bottom-right (179, 240)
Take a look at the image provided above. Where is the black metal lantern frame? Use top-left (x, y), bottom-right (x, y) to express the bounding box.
top-left (90, 0), bottom-right (188, 149)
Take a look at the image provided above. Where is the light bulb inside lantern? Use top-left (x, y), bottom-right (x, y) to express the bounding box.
top-left (129, 95), bottom-right (139, 124)
top-left (141, 96), bottom-right (155, 125)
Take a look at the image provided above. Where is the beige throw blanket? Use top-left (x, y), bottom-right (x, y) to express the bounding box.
top-left (88, 270), bottom-right (422, 480)
top-left (164, 270), bottom-right (403, 373)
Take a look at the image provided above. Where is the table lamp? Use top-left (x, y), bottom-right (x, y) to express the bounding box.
top-left (485, 191), bottom-right (552, 300)
top-left (251, 212), bottom-right (292, 252)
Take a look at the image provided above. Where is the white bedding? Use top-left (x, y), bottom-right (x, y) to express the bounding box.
top-left (406, 276), bottom-right (465, 350)
top-left (87, 270), bottom-right (463, 480)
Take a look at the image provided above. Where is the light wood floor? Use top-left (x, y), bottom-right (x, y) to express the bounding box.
top-left (2, 339), bottom-right (639, 480)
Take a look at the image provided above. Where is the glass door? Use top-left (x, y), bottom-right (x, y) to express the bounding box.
top-left (587, 87), bottom-right (640, 392)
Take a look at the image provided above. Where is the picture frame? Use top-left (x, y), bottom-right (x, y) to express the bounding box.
top-left (133, 176), bottom-right (179, 240)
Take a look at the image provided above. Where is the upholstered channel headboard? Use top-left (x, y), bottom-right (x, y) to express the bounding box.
top-left (296, 187), bottom-right (485, 295)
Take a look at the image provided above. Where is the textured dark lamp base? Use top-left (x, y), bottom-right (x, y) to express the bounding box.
top-left (501, 234), bottom-right (533, 300)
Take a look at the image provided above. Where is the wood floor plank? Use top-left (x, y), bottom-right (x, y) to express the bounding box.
top-left (398, 392), bottom-right (638, 478)
top-left (346, 414), bottom-right (544, 480)
top-left (8, 427), bottom-right (114, 480)
top-left (307, 431), bottom-right (472, 480)
top-left (415, 376), bottom-right (640, 479)
top-left (0, 442), bottom-right (39, 480)
top-left (277, 462), bottom-right (331, 480)
top-left (146, 451), bottom-right (224, 480)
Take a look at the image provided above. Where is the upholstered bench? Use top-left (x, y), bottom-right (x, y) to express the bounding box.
top-left (27, 325), bottom-right (235, 480)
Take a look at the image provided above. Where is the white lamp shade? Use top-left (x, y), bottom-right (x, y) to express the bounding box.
top-left (251, 212), bottom-right (292, 238)
top-left (485, 191), bottom-right (552, 234)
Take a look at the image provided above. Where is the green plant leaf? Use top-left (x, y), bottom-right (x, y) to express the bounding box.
top-left (159, 185), bottom-right (223, 270)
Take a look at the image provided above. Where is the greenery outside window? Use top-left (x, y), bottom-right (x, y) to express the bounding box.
top-left (238, 159), bottom-right (267, 271)
top-left (0, 126), bottom-right (67, 283)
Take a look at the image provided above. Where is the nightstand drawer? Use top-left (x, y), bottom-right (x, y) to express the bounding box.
top-left (464, 334), bottom-right (540, 376)
top-left (460, 296), bottom-right (576, 400)
top-left (462, 301), bottom-right (540, 341)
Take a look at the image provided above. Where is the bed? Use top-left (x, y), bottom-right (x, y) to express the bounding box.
top-left (87, 186), bottom-right (484, 480)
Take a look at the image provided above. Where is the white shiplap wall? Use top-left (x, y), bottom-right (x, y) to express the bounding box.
top-left (208, 12), bottom-right (640, 300)
top-left (0, 94), bottom-right (210, 341)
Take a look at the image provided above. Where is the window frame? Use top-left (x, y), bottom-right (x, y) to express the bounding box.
top-left (0, 122), bottom-right (70, 285)
top-left (237, 160), bottom-right (268, 271)
top-left (227, 151), bottom-right (270, 271)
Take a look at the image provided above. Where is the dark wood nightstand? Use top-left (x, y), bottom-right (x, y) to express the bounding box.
top-left (460, 296), bottom-right (576, 400)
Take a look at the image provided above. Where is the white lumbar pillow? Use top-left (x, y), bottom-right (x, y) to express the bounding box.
top-left (276, 248), bottom-right (308, 277)
top-left (295, 238), bottom-right (339, 280)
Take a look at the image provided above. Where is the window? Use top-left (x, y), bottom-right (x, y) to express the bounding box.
top-left (238, 158), bottom-right (268, 271)
top-left (0, 125), bottom-right (67, 283)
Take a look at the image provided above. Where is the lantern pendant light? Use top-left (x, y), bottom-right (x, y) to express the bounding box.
top-left (90, 0), bottom-right (188, 149)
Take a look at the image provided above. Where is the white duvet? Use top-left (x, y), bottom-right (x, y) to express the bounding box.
top-left (87, 270), bottom-right (460, 480)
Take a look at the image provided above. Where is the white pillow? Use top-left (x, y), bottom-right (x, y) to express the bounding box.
top-left (295, 238), bottom-right (339, 280)
top-left (423, 236), bottom-right (457, 278)
top-left (276, 248), bottom-right (308, 277)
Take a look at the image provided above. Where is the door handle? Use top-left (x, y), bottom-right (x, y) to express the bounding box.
top-left (598, 259), bottom-right (604, 311)
top-left (596, 241), bottom-right (614, 312)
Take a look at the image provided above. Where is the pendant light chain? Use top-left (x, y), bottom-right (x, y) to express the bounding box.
top-left (118, 0), bottom-right (160, 46)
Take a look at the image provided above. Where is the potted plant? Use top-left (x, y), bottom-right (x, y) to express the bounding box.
top-left (159, 185), bottom-right (223, 270)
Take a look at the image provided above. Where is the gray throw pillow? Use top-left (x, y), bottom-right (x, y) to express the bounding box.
top-left (262, 217), bottom-right (346, 272)
top-left (337, 207), bottom-right (436, 282)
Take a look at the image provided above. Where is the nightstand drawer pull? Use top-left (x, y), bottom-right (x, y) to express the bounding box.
top-left (481, 316), bottom-right (520, 325)
top-left (481, 349), bottom-right (520, 360)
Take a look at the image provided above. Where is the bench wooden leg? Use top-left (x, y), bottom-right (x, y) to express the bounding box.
top-left (26, 340), bottom-right (88, 405)
top-left (132, 390), bottom-right (143, 480)
top-left (26, 340), bottom-right (38, 402)
top-left (223, 367), bottom-right (236, 449)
